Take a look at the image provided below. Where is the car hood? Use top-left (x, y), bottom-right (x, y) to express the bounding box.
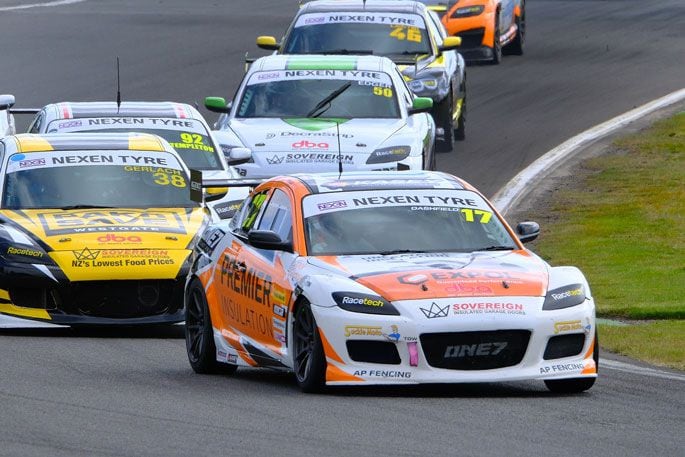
top-left (307, 251), bottom-right (549, 301)
top-left (229, 117), bottom-right (406, 154)
top-left (0, 207), bottom-right (206, 281)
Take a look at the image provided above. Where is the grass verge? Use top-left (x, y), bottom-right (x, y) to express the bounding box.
top-left (531, 111), bottom-right (684, 368)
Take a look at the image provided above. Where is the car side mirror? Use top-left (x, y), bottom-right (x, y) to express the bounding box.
top-left (516, 221), bottom-right (540, 243)
top-left (0, 94), bottom-right (15, 110)
top-left (205, 96), bottom-right (231, 114)
top-left (256, 36), bottom-right (280, 51)
top-left (408, 97), bottom-right (433, 115)
top-left (225, 147), bottom-right (252, 166)
top-left (439, 36), bottom-right (462, 53)
top-left (248, 229), bottom-right (292, 252)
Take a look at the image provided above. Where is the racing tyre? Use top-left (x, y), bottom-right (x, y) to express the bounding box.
top-left (435, 94), bottom-right (455, 153)
top-left (491, 12), bottom-right (503, 64)
top-left (544, 331), bottom-right (599, 394)
top-left (293, 300), bottom-right (326, 393)
top-left (508, 2), bottom-right (526, 55)
top-left (185, 278), bottom-right (238, 375)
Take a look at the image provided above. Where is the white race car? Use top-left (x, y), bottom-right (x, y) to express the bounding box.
top-left (205, 54), bottom-right (436, 177)
top-left (185, 170), bottom-right (598, 393)
top-left (20, 101), bottom-right (249, 220)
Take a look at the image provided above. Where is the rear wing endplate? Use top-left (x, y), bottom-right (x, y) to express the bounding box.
top-left (190, 169), bottom-right (265, 203)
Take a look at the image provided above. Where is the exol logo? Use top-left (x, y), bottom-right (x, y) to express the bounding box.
top-left (72, 247), bottom-right (100, 261)
top-left (97, 234), bottom-right (142, 243)
top-left (266, 155), bottom-right (285, 165)
top-left (444, 342), bottom-right (508, 358)
top-left (420, 302), bottom-right (449, 319)
top-left (292, 140), bottom-right (329, 149)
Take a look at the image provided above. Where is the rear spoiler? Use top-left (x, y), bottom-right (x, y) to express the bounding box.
top-left (9, 108), bottom-right (40, 115)
top-left (190, 169), bottom-right (265, 203)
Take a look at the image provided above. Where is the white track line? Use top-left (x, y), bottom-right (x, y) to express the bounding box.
top-left (600, 358), bottom-right (685, 382)
top-left (492, 88), bottom-right (685, 215)
top-left (0, 0), bottom-right (86, 12)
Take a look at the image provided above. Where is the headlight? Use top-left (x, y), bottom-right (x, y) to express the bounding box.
top-left (366, 146), bottom-right (411, 164)
top-left (543, 284), bottom-right (586, 310)
top-left (451, 5), bottom-right (485, 18)
top-left (332, 292), bottom-right (400, 316)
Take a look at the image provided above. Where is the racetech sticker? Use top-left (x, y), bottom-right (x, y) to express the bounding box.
top-left (294, 12), bottom-right (425, 29)
top-left (302, 189), bottom-right (489, 217)
top-left (248, 69), bottom-right (393, 87)
top-left (6, 150), bottom-right (182, 174)
top-left (46, 117), bottom-right (209, 135)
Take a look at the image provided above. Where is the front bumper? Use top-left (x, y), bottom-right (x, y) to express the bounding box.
top-left (312, 296), bottom-right (597, 385)
top-left (0, 261), bottom-right (190, 325)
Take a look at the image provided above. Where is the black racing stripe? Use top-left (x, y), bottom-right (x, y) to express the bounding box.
top-left (242, 341), bottom-right (288, 368)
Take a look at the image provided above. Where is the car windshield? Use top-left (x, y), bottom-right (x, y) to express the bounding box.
top-left (2, 150), bottom-right (197, 209)
top-left (284, 12), bottom-right (432, 57)
top-left (303, 189), bottom-right (517, 256)
top-left (237, 70), bottom-right (400, 118)
top-left (46, 117), bottom-right (223, 170)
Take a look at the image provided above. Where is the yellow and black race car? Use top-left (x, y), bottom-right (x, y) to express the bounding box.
top-left (256, 0), bottom-right (467, 151)
top-left (0, 133), bottom-right (207, 326)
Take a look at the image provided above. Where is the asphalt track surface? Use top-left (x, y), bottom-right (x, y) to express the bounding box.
top-left (1, 1), bottom-right (684, 456)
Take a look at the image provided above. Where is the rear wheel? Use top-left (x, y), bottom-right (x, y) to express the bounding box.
top-left (544, 331), bottom-right (598, 393)
top-left (293, 301), bottom-right (326, 392)
top-left (185, 278), bottom-right (237, 375)
top-left (508, 2), bottom-right (526, 55)
top-left (435, 94), bottom-right (455, 152)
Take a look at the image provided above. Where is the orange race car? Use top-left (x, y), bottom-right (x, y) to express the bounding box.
top-left (419, 0), bottom-right (525, 63)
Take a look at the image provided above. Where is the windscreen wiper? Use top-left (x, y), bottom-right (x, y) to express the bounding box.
top-left (305, 81), bottom-right (352, 118)
top-left (318, 49), bottom-right (374, 55)
top-left (476, 245), bottom-right (516, 251)
top-left (57, 205), bottom-right (116, 210)
top-left (377, 249), bottom-right (428, 256)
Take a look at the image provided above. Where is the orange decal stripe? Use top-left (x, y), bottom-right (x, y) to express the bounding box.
top-left (581, 334), bottom-right (597, 374)
top-left (318, 328), bottom-right (344, 364)
top-left (326, 363), bottom-right (364, 383)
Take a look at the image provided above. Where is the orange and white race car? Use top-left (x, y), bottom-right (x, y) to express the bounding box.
top-left (424, 0), bottom-right (525, 63)
top-left (185, 170), bottom-right (598, 393)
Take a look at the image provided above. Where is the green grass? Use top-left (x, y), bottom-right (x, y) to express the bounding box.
top-left (599, 321), bottom-right (685, 370)
top-left (535, 113), bottom-right (685, 319)
top-left (532, 112), bottom-right (684, 369)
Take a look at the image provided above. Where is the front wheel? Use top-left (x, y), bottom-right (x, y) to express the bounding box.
top-left (185, 278), bottom-right (237, 375)
top-left (292, 301), bottom-right (326, 393)
top-left (491, 12), bottom-right (502, 64)
top-left (508, 3), bottom-right (525, 55)
top-left (434, 94), bottom-right (455, 153)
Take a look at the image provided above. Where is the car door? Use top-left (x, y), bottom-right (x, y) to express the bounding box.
top-left (218, 186), bottom-right (297, 364)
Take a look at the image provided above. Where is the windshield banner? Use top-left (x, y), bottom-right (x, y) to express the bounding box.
top-left (248, 69), bottom-right (393, 86)
top-left (7, 150), bottom-right (183, 174)
top-left (303, 189), bottom-right (491, 218)
top-left (295, 13), bottom-right (426, 29)
top-left (47, 117), bottom-right (208, 134)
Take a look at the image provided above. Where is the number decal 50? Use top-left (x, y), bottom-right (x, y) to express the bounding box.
top-left (373, 86), bottom-right (393, 98)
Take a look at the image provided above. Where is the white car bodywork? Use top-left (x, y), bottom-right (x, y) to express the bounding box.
top-left (213, 55), bottom-right (436, 178)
